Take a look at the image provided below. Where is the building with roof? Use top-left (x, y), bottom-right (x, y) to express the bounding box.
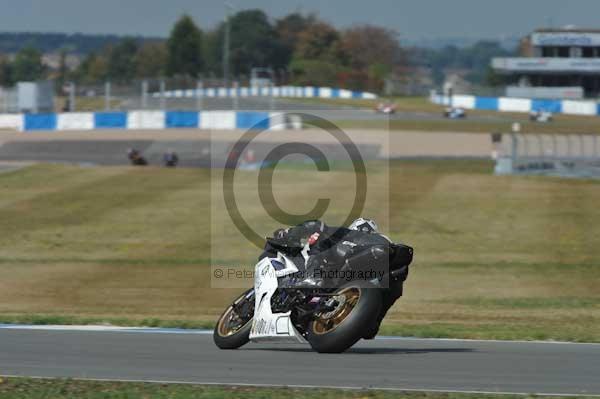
top-left (492, 28), bottom-right (600, 99)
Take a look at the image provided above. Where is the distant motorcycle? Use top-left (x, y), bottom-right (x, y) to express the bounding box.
top-left (163, 151), bottom-right (179, 168)
top-left (375, 102), bottom-right (398, 115)
top-left (444, 107), bottom-right (466, 119)
top-left (127, 149), bottom-right (148, 166)
top-left (213, 224), bottom-right (413, 353)
top-left (529, 110), bottom-right (553, 123)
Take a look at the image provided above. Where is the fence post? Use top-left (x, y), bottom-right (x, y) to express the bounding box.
top-left (197, 80), bottom-right (204, 111)
top-left (522, 134), bottom-right (529, 158)
top-left (160, 80), bottom-right (166, 110)
top-left (69, 82), bottom-right (76, 112)
top-left (537, 135), bottom-right (544, 158)
top-left (269, 81), bottom-right (275, 111)
top-left (104, 81), bottom-right (111, 111)
top-left (2, 88), bottom-right (7, 113)
top-left (594, 134), bottom-right (598, 158)
top-left (141, 80), bottom-right (148, 109)
top-left (511, 134), bottom-right (518, 162)
top-left (232, 81), bottom-right (239, 111)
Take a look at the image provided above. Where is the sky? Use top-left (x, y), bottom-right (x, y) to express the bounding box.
top-left (0, 0), bottom-right (599, 41)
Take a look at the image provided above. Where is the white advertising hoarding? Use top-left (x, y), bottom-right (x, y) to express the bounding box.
top-left (532, 32), bottom-right (600, 47)
top-left (492, 57), bottom-right (600, 73)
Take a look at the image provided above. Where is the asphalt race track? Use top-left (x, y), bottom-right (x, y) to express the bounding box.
top-left (0, 129), bottom-right (494, 166)
top-left (1, 326), bottom-right (599, 396)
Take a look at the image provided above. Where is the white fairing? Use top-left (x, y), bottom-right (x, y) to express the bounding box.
top-left (249, 252), bottom-right (307, 343)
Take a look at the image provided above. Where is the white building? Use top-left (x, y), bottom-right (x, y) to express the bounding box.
top-left (492, 28), bottom-right (600, 99)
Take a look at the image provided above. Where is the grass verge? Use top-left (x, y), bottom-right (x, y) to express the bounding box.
top-left (0, 161), bottom-right (599, 342)
top-left (0, 377), bottom-right (591, 399)
top-left (55, 96), bottom-right (122, 112)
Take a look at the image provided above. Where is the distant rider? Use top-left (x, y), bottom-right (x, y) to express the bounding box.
top-left (163, 150), bottom-right (179, 168)
top-left (127, 148), bottom-right (148, 166)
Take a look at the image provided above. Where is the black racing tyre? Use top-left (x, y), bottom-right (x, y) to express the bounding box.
top-left (213, 289), bottom-right (254, 350)
top-left (306, 281), bottom-right (382, 353)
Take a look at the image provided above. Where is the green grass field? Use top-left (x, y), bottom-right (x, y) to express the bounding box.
top-left (0, 161), bottom-right (599, 342)
top-left (0, 378), bottom-right (592, 399)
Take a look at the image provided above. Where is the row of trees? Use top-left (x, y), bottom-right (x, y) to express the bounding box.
top-left (0, 32), bottom-right (141, 55)
top-left (0, 47), bottom-right (47, 86)
top-left (74, 11), bottom-right (403, 92)
top-left (0, 10), bottom-right (514, 92)
top-left (1, 11), bottom-right (403, 92)
top-left (410, 41), bottom-right (516, 86)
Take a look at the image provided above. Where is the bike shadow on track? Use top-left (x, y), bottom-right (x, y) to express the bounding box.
top-left (242, 347), bottom-right (476, 355)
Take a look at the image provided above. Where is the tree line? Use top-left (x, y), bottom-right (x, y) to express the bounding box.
top-left (410, 41), bottom-right (516, 86)
top-left (0, 11), bottom-right (403, 92)
top-left (0, 10), bottom-right (514, 93)
top-left (0, 32), bottom-right (151, 54)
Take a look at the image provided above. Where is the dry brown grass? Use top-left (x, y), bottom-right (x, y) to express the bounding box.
top-left (54, 96), bottom-right (122, 112)
top-left (0, 161), bottom-right (599, 341)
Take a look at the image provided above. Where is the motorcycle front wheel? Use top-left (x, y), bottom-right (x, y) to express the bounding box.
top-left (213, 289), bottom-right (254, 350)
top-left (306, 281), bottom-right (382, 353)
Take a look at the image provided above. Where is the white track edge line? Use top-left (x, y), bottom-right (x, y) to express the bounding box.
top-left (1, 324), bottom-right (599, 346)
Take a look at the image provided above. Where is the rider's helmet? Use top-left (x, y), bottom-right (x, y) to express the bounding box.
top-left (301, 220), bottom-right (326, 234)
top-left (349, 218), bottom-right (379, 233)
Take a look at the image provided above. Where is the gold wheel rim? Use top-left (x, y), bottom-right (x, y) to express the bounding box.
top-left (217, 292), bottom-right (253, 337)
top-left (312, 287), bottom-right (361, 335)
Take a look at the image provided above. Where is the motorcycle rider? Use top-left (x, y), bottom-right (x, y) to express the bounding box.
top-left (163, 149), bottom-right (179, 168)
top-left (261, 218), bottom-right (408, 339)
top-left (127, 148), bottom-right (148, 166)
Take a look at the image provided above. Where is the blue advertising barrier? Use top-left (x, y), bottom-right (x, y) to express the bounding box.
top-left (165, 111), bottom-right (200, 128)
top-left (94, 112), bottom-right (127, 129)
top-left (532, 99), bottom-right (562, 113)
top-left (236, 111), bottom-right (270, 130)
top-left (475, 97), bottom-right (499, 111)
top-left (432, 94), bottom-right (600, 116)
top-left (13, 111), bottom-right (294, 131)
top-left (24, 113), bottom-right (57, 131)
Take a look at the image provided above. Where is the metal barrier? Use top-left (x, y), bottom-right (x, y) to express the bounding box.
top-left (494, 133), bottom-right (600, 178)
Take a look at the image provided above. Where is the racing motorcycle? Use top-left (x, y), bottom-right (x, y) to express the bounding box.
top-left (127, 149), bottom-right (148, 166)
top-left (375, 102), bottom-right (398, 115)
top-left (213, 229), bottom-right (413, 353)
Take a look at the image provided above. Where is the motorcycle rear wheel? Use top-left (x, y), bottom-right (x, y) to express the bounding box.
top-left (306, 281), bottom-right (381, 353)
top-left (213, 289), bottom-right (254, 350)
